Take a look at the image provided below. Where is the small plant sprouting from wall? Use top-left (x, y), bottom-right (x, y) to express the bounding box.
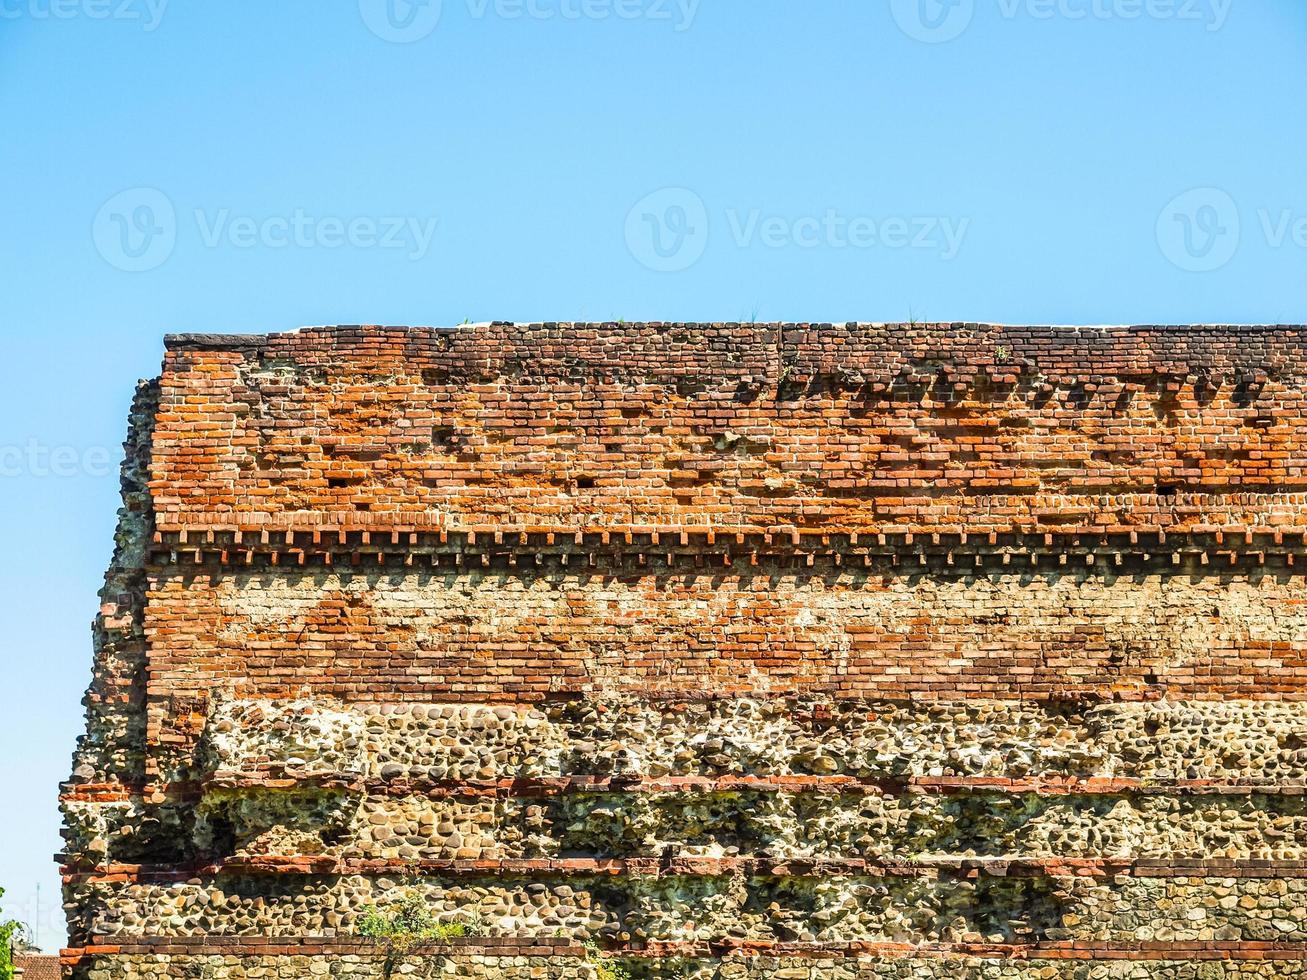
top-left (582, 945), bottom-right (693, 980)
top-left (583, 941), bottom-right (634, 980)
top-left (355, 892), bottom-right (482, 975)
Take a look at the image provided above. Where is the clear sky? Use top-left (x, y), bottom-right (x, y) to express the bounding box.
top-left (2, 0), bottom-right (1306, 952)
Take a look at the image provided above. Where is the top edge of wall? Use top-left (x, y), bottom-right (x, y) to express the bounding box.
top-left (161, 322), bottom-right (1307, 351)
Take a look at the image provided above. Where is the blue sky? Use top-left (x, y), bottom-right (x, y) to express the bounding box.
top-left (2, 0), bottom-right (1306, 951)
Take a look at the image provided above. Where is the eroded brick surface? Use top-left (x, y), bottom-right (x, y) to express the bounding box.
top-left (149, 323), bottom-right (1307, 529)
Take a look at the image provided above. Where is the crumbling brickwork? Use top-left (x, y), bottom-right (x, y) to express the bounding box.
top-left (63, 322), bottom-right (1307, 978)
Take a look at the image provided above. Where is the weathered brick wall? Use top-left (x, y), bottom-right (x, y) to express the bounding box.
top-left (146, 567), bottom-right (1307, 704)
top-left (63, 323), bottom-right (1307, 979)
top-left (149, 323), bottom-right (1307, 528)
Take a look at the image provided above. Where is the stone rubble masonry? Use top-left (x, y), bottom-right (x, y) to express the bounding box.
top-left (62, 323), bottom-right (1307, 979)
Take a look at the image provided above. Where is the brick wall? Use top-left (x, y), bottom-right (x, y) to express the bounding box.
top-left (62, 323), bottom-right (1307, 979)
top-left (144, 566), bottom-right (1307, 705)
top-left (151, 323), bottom-right (1307, 530)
